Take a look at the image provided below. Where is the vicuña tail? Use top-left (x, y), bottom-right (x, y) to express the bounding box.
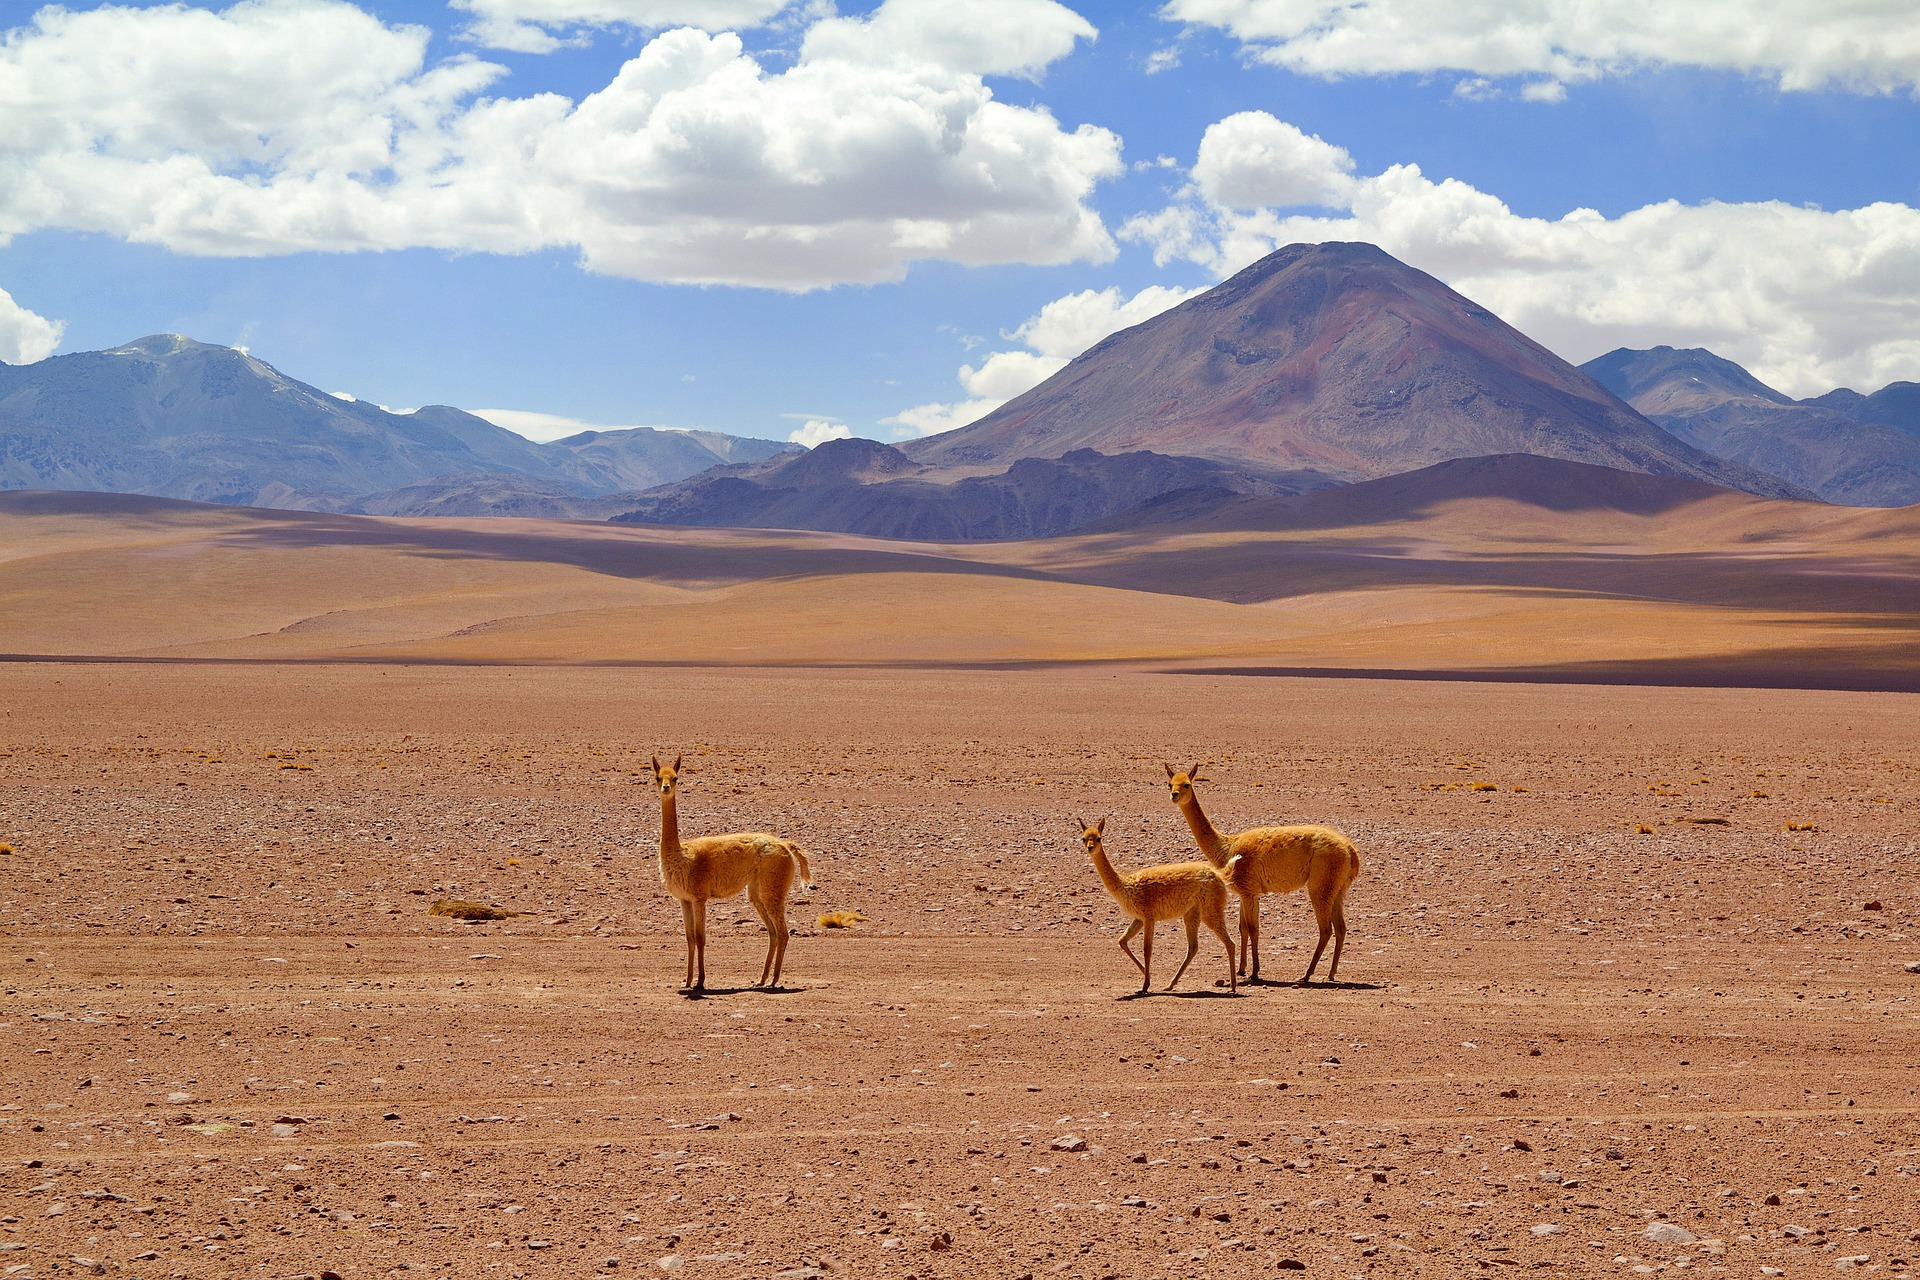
top-left (787, 843), bottom-right (813, 891)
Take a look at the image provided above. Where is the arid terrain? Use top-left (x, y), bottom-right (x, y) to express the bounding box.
top-left (3, 661), bottom-right (1917, 1278)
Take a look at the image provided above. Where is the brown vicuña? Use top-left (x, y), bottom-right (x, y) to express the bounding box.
top-left (1076, 816), bottom-right (1239, 996)
top-left (651, 754), bottom-right (813, 991)
top-left (1164, 762), bottom-right (1361, 985)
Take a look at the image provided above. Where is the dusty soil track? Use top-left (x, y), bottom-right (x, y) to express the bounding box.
top-left (3, 664), bottom-right (1918, 1278)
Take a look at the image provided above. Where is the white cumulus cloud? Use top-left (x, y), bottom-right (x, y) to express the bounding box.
top-left (789, 418), bottom-right (852, 448)
top-left (451, 0), bottom-right (793, 54)
top-left (886, 283), bottom-right (1202, 438)
top-left (0, 286), bottom-right (63, 364)
top-left (1121, 110), bottom-right (1920, 396)
top-left (0, 0), bottom-right (1122, 289)
top-left (471, 408), bottom-right (688, 441)
top-left (1163, 0), bottom-right (1920, 95)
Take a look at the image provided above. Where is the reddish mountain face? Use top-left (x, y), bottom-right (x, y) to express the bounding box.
top-left (903, 242), bottom-right (1802, 498)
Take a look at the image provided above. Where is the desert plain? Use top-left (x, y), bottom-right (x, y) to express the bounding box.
top-left (2, 489), bottom-right (1919, 1279)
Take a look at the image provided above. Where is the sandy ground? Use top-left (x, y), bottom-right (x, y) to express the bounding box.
top-left (6, 489), bottom-right (1920, 684)
top-left (3, 663), bottom-right (1919, 1279)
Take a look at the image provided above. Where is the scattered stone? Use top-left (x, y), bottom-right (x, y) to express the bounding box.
top-left (165, 1091), bottom-right (194, 1105)
top-left (1512, 1139), bottom-right (1533, 1152)
top-left (1530, 1224), bottom-right (1565, 1236)
top-left (1120, 1197), bottom-right (1149, 1208)
top-left (1278, 1261), bottom-right (1306, 1271)
top-left (1535, 1169), bottom-right (1563, 1184)
top-left (1642, 1222), bottom-right (1699, 1245)
top-left (654, 1256), bottom-right (683, 1271)
top-left (771, 1270), bottom-right (827, 1279)
top-left (927, 1230), bottom-right (952, 1251)
top-left (1765, 1194), bottom-right (1783, 1206)
top-left (1904, 961), bottom-right (1920, 974)
top-left (1050, 1134), bottom-right (1087, 1152)
top-left (70, 1258), bottom-right (106, 1275)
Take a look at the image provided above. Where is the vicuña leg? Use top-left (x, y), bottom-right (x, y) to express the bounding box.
top-left (1202, 891), bottom-right (1237, 993)
top-left (1117, 918), bottom-right (1147, 989)
top-left (748, 881), bottom-right (791, 988)
top-left (1300, 858), bottom-right (1344, 985)
top-left (1166, 906), bottom-right (1202, 990)
top-left (1239, 892), bottom-right (1262, 981)
top-left (689, 898), bottom-right (710, 991)
top-left (679, 900), bottom-right (697, 989)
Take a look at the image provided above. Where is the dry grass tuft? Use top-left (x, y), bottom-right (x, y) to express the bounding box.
top-left (816, 909), bottom-right (870, 929)
top-left (1750, 790), bottom-right (1770, 798)
top-left (0, 842), bottom-right (13, 855)
top-left (1785, 821), bottom-right (1817, 832)
top-left (1471, 782), bottom-right (1498, 792)
top-left (428, 898), bottom-right (525, 921)
top-left (1633, 823), bottom-right (1655, 835)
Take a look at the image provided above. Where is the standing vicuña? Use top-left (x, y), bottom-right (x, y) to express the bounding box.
top-left (1077, 816), bottom-right (1239, 996)
top-left (651, 754), bottom-right (812, 991)
top-left (1164, 762), bottom-right (1360, 985)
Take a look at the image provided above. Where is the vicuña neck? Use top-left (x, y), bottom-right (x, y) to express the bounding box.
top-left (1087, 839), bottom-right (1132, 901)
top-left (659, 789), bottom-right (681, 861)
top-left (1178, 791), bottom-right (1229, 863)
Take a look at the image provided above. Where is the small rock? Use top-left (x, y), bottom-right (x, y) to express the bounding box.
top-left (71, 1258), bottom-right (107, 1276)
top-left (655, 1256), bottom-right (683, 1271)
top-left (1904, 961), bottom-right (1920, 974)
top-left (1120, 1197), bottom-right (1149, 1208)
top-left (1050, 1135), bottom-right (1087, 1153)
top-left (1278, 1261), bottom-right (1306, 1271)
top-left (771, 1270), bottom-right (827, 1279)
top-left (1760, 1269), bottom-right (1785, 1277)
top-left (1765, 1193), bottom-right (1782, 1206)
top-left (1642, 1222), bottom-right (1699, 1245)
top-left (1512, 1139), bottom-right (1533, 1151)
top-left (1835, 1256), bottom-right (1870, 1271)
top-left (527, 1240), bottom-right (550, 1249)
top-left (881, 1237), bottom-right (904, 1250)
top-left (1530, 1224), bottom-right (1565, 1236)
top-left (166, 1091), bottom-right (193, 1105)
top-left (927, 1231), bottom-right (953, 1251)
top-left (270, 1123), bottom-right (301, 1138)
top-left (1535, 1169), bottom-right (1563, 1184)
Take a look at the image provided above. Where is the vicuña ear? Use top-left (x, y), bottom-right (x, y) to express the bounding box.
top-left (1096, 816), bottom-right (1107, 834)
top-left (650, 755), bottom-right (661, 775)
top-left (673, 754), bottom-right (683, 770)
top-left (1163, 761), bottom-right (1176, 778)
top-left (1188, 760), bottom-right (1202, 780)
top-left (1073, 815), bottom-right (1086, 833)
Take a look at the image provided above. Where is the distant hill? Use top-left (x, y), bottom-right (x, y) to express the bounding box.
top-left (1584, 346), bottom-right (1920, 506)
top-left (1089, 452), bottom-right (1771, 536)
top-left (0, 335), bottom-right (792, 511)
top-left (611, 437), bottom-right (1334, 540)
top-left (903, 242), bottom-right (1802, 499)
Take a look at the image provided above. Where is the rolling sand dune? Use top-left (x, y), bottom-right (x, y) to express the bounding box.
top-left (6, 467), bottom-right (1920, 684)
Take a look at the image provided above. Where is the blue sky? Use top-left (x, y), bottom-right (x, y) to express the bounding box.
top-left (3, 0), bottom-right (1917, 444)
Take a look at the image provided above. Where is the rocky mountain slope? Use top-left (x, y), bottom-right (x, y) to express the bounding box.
top-left (902, 242), bottom-right (1802, 499)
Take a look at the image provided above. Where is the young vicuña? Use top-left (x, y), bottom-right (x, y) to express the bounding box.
top-left (1076, 815), bottom-right (1239, 996)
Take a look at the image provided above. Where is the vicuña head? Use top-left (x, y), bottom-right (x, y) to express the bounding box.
top-left (650, 754), bottom-right (681, 797)
top-left (1164, 760), bottom-right (1209, 805)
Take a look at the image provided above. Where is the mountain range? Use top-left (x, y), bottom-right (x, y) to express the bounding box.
top-left (0, 334), bottom-right (793, 513)
top-left (1581, 345), bottom-right (1920, 506)
top-left (7, 243), bottom-right (1920, 540)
